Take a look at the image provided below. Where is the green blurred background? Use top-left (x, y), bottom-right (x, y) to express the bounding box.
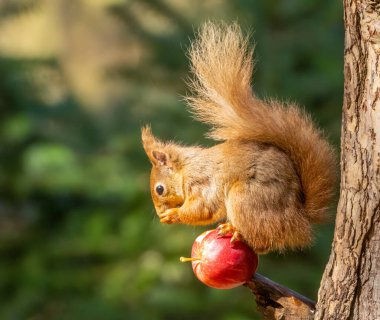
top-left (0, 0), bottom-right (342, 319)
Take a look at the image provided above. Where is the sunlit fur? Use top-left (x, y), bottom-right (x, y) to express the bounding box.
top-left (142, 23), bottom-right (336, 253)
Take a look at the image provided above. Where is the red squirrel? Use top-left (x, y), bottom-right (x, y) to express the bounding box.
top-left (142, 23), bottom-right (336, 253)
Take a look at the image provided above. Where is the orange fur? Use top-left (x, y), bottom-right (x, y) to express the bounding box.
top-left (142, 23), bottom-right (336, 253)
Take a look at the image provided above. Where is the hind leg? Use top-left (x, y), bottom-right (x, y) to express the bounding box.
top-left (225, 181), bottom-right (312, 254)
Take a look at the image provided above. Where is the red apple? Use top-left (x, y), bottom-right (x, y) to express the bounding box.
top-left (180, 229), bottom-right (258, 289)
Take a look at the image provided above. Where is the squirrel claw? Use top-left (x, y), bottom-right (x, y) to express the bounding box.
top-left (217, 222), bottom-right (237, 236)
top-left (159, 208), bottom-right (181, 224)
top-left (230, 230), bottom-right (244, 243)
top-left (217, 223), bottom-right (244, 243)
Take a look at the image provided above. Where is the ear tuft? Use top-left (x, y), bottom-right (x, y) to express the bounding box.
top-left (141, 125), bottom-right (155, 151)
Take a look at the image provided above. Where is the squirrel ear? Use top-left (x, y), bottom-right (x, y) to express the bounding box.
top-left (151, 150), bottom-right (168, 166)
top-left (142, 126), bottom-right (167, 166)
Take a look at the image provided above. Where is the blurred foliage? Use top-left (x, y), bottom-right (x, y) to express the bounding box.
top-left (0, 0), bottom-right (342, 319)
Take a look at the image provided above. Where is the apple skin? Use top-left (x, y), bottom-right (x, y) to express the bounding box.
top-left (190, 229), bottom-right (258, 289)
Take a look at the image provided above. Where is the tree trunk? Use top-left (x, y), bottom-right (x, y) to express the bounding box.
top-left (315, 0), bottom-right (380, 319)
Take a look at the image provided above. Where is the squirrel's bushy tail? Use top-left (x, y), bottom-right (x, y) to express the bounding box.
top-left (187, 22), bottom-right (336, 223)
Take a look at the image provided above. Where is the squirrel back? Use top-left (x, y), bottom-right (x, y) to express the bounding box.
top-left (186, 22), bottom-right (336, 223)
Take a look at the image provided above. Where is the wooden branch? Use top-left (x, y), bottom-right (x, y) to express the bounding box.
top-left (245, 273), bottom-right (315, 320)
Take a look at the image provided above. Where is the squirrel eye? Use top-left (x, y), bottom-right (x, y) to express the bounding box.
top-left (155, 184), bottom-right (165, 196)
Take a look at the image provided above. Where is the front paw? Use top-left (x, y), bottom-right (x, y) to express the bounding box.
top-left (159, 208), bottom-right (181, 224)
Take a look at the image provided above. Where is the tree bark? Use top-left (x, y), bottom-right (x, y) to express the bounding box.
top-left (315, 1), bottom-right (380, 319)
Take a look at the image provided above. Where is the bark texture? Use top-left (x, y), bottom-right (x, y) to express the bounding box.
top-left (246, 274), bottom-right (315, 320)
top-left (315, 1), bottom-right (380, 319)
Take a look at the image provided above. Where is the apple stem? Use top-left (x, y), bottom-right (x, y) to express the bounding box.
top-left (179, 256), bottom-right (200, 262)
